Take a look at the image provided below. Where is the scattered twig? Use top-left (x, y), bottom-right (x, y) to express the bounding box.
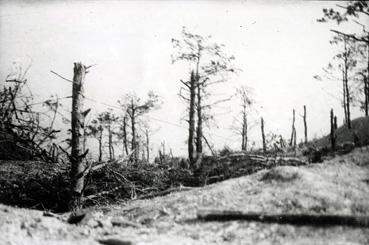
top-left (50, 70), bottom-right (73, 83)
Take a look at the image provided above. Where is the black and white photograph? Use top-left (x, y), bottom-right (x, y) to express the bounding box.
top-left (0, 0), bottom-right (369, 244)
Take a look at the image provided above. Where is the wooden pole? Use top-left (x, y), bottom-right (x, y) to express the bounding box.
top-left (70, 62), bottom-right (86, 211)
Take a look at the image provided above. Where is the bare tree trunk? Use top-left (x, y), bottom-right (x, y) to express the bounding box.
top-left (82, 129), bottom-right (87, 154)
top-left (145, 129), bottom-right (149, 163)
top-left (108, 125), bottom-right (113, 161)
top-left (330, 109), bottom-right (336, 150)
top-left (289, 109), bottom-right (296, 148)
top-left (188, 71), bottom-right (196, 166)
top-left (366, 43), bottom-right (369, 116)
top-left (363, 48), bottom-right (369, 117)
top-left (343, 39), bottom-right (351, 129)
top-left (303, 105), bottom-right (307, 144)
top-left (98, 132), bottom-right (102, 162)
top-left (196, 73), bottom-right (203, 157)
top-left (245, 118), bottom-right (248, 151)
top-left (342, 70), bottom-right (348, 125)
top-left (241, 105), bottom-right (247, 151)
top-left (344, 75), bottom-right (351, 128)
top-left (122, 115), bottom-right (129, 156)
top-left (130, 101), bottom-right (137, 162)
top-left (364, 74), bottom-right (368, 116)
top-left (70, 62), bottom-right (86, 211)
top-left (261, 117), bottom-right (266, 153)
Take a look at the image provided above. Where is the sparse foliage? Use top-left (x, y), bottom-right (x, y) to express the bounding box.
top-left (118, 91), bottom-right (160, 162)
top-left (173, 27), bottom-right (238, 167)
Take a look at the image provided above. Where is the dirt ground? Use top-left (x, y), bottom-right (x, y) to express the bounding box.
top-left (1, 147), bottom-right (369, 245)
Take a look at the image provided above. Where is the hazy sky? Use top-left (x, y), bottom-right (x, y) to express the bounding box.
top-left (0, 0), bottom-right (365, 156)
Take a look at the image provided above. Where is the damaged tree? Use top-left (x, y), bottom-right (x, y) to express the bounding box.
top-left (303, 105), bottom-right (308, 144)
top-left (330, 108), bottom-right (337, 150)
top-left (172, 27), bottom-right (237, 167)
top-left (120, 115), bottom-right (129, 156)
top-left (0, 63), bottom-right (63, 161)
top-left (234, 86), bottom-right (253, 152)
top-left (179, 71), bottom-right (197, 163)
top-left (118, 92), bottom-right (160, 162)
top-left (289, 109), bottom-right (297, 148)
top-left (70, 62), bottom-right (90, 211)
top-left (261, 117), bottom-right (266, 153)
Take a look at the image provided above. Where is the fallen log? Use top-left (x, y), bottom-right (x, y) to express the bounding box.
top-left (197, 209), bottom-right (369, 228)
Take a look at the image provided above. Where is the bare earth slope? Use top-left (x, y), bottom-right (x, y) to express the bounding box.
top-left (1, 147), bottom-right (369, 245)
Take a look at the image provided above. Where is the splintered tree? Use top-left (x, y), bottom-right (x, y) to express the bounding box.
top-left (330, 109), bottom-right (337, 150)
top-left (0, 63), bottom-right (64, 161)
top-left (118, 91), bottom-right (160, 162)
top-left (172, 27), bottom-right (237, 167)
top-left (289, 109), bottom-right (297, 148)
top-left (303, 105), bottom-right (308, 144)
top-left (261, 117), bottom-right (266, 153)
top-left (70, 62), bottom-right (90, 211)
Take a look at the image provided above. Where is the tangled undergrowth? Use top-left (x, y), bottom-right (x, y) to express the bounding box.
top-left (0, 153), bottom-right (310, 213)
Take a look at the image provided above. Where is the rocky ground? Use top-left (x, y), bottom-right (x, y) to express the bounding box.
top-left (1, 146), bottom-right (369, 245)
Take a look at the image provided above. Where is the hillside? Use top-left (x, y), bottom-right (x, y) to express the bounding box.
top-left (313, 116), bottom-right (369, 148)
top-left (1, 146), bottom-right (369, 244)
